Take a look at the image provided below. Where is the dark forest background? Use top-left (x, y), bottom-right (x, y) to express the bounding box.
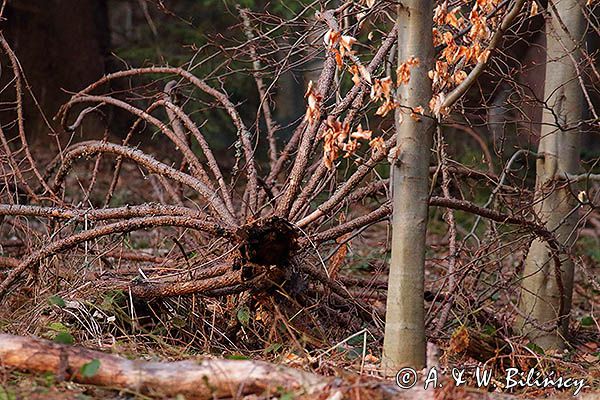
top-left (0, 0), bottom-right (310, 160)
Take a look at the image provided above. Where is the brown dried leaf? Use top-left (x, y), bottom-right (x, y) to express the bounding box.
top-left (446, 7), bottom-right (461, 28)
top-left (342, 139), bottom-right (359, 158)
top-left (477, 48), bottom-right (491, 63)
top-left (375, 100), bottom-right (396, 117)
top-left (410, 105), bottom-right (425, 121)
top-left (433, 1), bottom-right (448, 25)
top-left (452, 70), bottom-right (468, 85)
top-left (349, 65), bottom-right (361, 85)
top-left (351, 124), bottom-right (373, 140)
top-left (324, 29), bottom-right (340, 49)
top-left (432, 28), bottom-right (443, 47)
top-left (328, 226), bottom-right (351, 279)
top-left (396, 56), bottom-right (420, 86)
top-left (358, 65), bottom-right (372, 84)
top-left (429, 92), bottom-right (448, 117)
top-left (530, 1), bottom-right (539, 16)
top-left (370, 77), bottom-right (393, 102)
top-left (448, 326), bottom-right (470, 354)
top-left (339, 35), bottom-right (357, 58)
top-left (334, 50), bottom-right (343, 69)
top-left (369, 136), bottom-right (386, 154)
top-left (304, 80), bottom-right (322, 123)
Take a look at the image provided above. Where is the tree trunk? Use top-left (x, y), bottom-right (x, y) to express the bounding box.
top-left (1, 0), bottom-right (109, 140)
top-left (517, 0), bottom-right (584, 350)
top-left (382, 0), bottom-right (435, 372)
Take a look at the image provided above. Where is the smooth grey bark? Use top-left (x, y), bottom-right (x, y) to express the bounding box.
top-left (382, 0), bottom-right (435, 372)
top-left (517, 0), bottom-right (584, 349)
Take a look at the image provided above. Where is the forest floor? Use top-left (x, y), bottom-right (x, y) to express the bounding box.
top-left (0, 144), bottom-right (599, 399)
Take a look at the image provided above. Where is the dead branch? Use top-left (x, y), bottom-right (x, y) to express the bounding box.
top-left (62, 95), bottom-right (213, 186)
top-left (59, 67), bottom-right (260, 215)
top-left (239, 7), bottom-right (279, 169)
top-left (310, 196), bottom-right (555, 245)
top-left (128, 270), bottom-right (245, 299)
top-left (275, 54), bottom-right (337, 218)
top-left (0, 124), bottom-right (37, 202)
top-left (0, 204), bottom-right (208, 222)
top-left (0, 34), bottom-right (57, 200)
top-left (1, 335), bottom-right (586, 399)
top-left (0, 334), bottom-right (329, 399)
top-left (50, 141), bottom-right (236, 226)
top-left (297, 138), bottom-right (395, 227)
top-left (102, 101), bottom-right (164, 207)
top-left (0, 216), bottom-right (230, 300)
top-left (276, 21), bottom-right (398, 219)
top-left (0, 256), bottom-right (18, 268)
top-left (162, 99), bottom-right (236, 216)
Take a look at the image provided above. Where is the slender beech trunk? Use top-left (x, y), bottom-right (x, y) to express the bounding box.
top-left (517, 0), bottom-right (584, 349)
top-left (382, 0), bottom-right (435, 372)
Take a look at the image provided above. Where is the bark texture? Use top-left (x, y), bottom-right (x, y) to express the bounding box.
top-left (382, 0), bottom-right (435, 373)
top-left (0, 0), bottom-right (108, 138)
top-left (0, 334), bottom-right (327, 399)
top-left (1, 334), bottom-right (598, 399)
top-left (517, 0), bottom-right (584, 349)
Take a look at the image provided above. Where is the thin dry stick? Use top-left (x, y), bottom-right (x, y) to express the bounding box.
top-left (82, 127), bottom-right (109, 205)
top-left (447, 123), bottom-right (495, 174)
top-left (309, 202), bottom-right (392, 244)
top-left (59, 67), bottom-right (259, 214)
top-left (275, 53), bottom-right (337, 218)
top-left (102, 101), bottom-right (167, 207)
top-left (0, 34), bottom-right (57, 200)
top-left (63, 95), bottom-right (213, 186)
top-left (162, 100), bottom-right (236, 217)
top-left (289, 162), bottom-right (330, 221)
top-left (434, 127), bottom-right (459, 334)
top-left (297, 137), bottom-right (395, 228)
top-left (0, 124), bottom-right (37, 201)
top-left (51, 141), bottom-right (236, 226)
top-left (310, 196), bottom-right (559, 245)
top-left (239, 7), bottom-right (278, 169)
top-left (289, 87), bottom-right (370, 220)
top-left (329, 24), bottom-right (399, 120)
top-left (0, 215), bottom-right (230, 299)
top-left (258, 119), bottom-right (307, 209)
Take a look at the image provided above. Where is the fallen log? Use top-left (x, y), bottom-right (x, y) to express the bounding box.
top-left (0, 334), bottom-right (329, 399)
top-left (0, 334), bottom-right (597, 399)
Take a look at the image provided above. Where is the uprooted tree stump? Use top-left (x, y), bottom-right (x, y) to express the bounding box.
top-left (0, 7), bottom-right (576, 368)
top-left (233, 216), bottom-right (299, 285)
top-left (0, 11), bottom-right (558, 309)
top-left (128, 216), bottom-right (301, 299)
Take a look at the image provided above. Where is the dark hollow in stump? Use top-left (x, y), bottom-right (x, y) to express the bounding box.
top-left (129, 217), bottom-right (301, 299)
top-left (233, 216), bottom-right (299, 284)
